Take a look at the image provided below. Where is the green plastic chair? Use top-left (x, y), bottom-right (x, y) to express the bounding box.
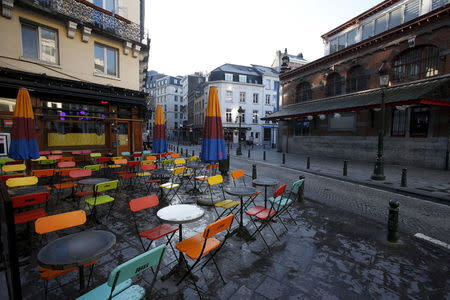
top-left (161, 159), bottom-right (173, 170)
top-left (76, 245), bottom-right (166, 300)
top-left (268, 179), bottom-right (304, 224)
top-left (84, 180), bottom-right (119, 223)
top-left (39, 159), bottom-right (57, 166)
top-left (84, 164), bottom-right (102, 172)
top-left (90, 152), bottom-right (101, 158)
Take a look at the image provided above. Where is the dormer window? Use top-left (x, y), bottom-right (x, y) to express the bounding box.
top-left (225, 73), bottom-right (233, 81)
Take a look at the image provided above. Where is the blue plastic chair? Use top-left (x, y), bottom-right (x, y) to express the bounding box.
top-left (142, 150), bottom-right (151, 155)
top-left (76, 245), bottom-right (166, 300)
top-left (121, 152), bottom-right (131, 156)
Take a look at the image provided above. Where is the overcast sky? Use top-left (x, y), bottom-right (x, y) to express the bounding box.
top-left (145, 0), bottom-right (381, 76)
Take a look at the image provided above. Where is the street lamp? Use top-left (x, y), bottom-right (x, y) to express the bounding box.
top-left (236, 106), bottom-right (244, 155)
top-left (177, 123), bottom-right (183, 151)
top-left (371, 62), bottom-right (389, 180)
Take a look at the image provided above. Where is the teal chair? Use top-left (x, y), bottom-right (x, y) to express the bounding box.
top-left (77, 245), bottom-right (166, 300)
top-left (268, 179), bottom-right (304, 224)
top-left (142, 150), bottom-right (151, 155)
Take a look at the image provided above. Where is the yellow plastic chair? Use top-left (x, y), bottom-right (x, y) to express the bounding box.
top-left (207, 175), bottom-right (240, 219)
top-left (32, 156), bottom-right (47, 161)
top-left (188, 156), bottom-right (200, 161)
top-left (173, 158), bottom-right (186, 167)
top-left (160, 167), bottom-right (186, 203)
top-left (2, 164), bottom-right (26, 173)
top-left (6, 176), bottom-right (38, 188)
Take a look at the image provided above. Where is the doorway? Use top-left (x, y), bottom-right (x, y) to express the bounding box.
top-left (117, 122), bottom-right (131, 153)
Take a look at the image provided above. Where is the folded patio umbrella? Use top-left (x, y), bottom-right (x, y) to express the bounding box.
top-left (201, 86), bottom-right (227, 163)
top-left (8, 88), bottom-right (39, 160)
top-left (152, 104), bottom-right (167, 153)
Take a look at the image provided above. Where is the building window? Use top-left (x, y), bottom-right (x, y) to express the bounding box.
top-left (93, 0), bottom-right (115, 12)
top-left (405, 0), bottom-right (420, 22)
top-left (388, 7), bottom-right (402, 29)
top-left (255, 132), bottom-right (259, 139)
top-left (265, 79), bottom-right (271, 89)
top-left (239, 92), bottom-right (246, 103)
top-left (346, 66), bottom-right (367, 93)
top-left (410, 107), bottom-right (429, 137)
top-left (252, 110), bottom-right (258, 123)
top-left (374, 16), bottom-right (386, 35)
top-left (346, 29), bottom-right (357, 46)
top-left (326, 73), bottom-right (342, 97)
top-left (174, 104), bottom-right (178, 112)
top-left (392, 46), bottom-right (440, 83)
top-left (330, 38), bottom-right (338, 54)
top-left (174, 113), bottom-right (178, 119)
top-left (391, 108), bottom-right (407, 136)
top-left (265, 94), bottom-right (271, 105)
top-left (240, 110), bottom-right (245, 123)
top-left (226, 108), bottom-right (232, 123)
top-left (295, 82), bottom-right (312, 102)
top-left (253, 93), bottom-right (259, 104)
top-left (94, 43), bottom-right (118, 77)
top-left (264, 111), bottom-right (271, 124)
top-left (239, 75), bottom-right (247, 83)
top-left (294, 119), bottom-right (310, 136)
top-left (226, 90), bottom-right (233, 102)
top-left (174, 96), bottom-right (178, 102)
top-left (21, 23), bottom-right (58, 64)
top-left (225, 73), bottom-right (233, 81)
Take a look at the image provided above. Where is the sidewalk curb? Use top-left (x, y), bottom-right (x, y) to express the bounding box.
top-left (230, 154), bottom-right (450, 206)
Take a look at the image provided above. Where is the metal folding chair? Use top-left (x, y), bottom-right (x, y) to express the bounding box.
top-left (207, 175), bottom-right (240, 220)
top-left (84, 180), bottom-right (119, 223)
top-left (159, 167), bottom-right (186, 203)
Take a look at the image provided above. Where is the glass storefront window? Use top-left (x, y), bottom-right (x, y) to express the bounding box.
top-left (0, 97), bottom-right (16, 112)
top-left (44, 101), bottom-right (106, 119)
top-left (47, 120), bottom-right (105, 146)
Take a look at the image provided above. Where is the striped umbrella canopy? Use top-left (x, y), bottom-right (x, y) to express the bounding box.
top-left (152, 104), bottom-right (167, 153)
top-left (8, 88), bottom-right (39, 160)
top-left (201, 86), bottom-right (227, 163)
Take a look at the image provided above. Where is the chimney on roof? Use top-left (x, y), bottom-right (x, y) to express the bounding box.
top-left (297, 52), bottom-right (303, 59)
top-left (280, 48), bottom-right (291, 74)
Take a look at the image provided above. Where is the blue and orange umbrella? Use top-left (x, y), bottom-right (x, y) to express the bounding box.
top-left (8, 89), bottom-right (39, 160)
top-left (152, 104), bottom-right (167, 153)
top-left (201, 86), bottom-right (227, 163)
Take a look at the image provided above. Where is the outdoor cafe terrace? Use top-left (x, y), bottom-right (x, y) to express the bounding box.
top-left (0, 150), bottom-right (449, 299)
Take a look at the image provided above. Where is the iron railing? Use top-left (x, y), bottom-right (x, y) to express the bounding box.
top-left (20, 0), bottom-right (149, 45)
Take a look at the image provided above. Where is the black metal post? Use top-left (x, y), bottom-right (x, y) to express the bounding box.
top-left (247, 149), bottom-right (250, 158)
top-left (401, 168), bottom-right (407, 187)
top-left (263, 151), bottom-right (266, 161)
top-left (371, 89), bottom-right (386, 180)
top-left (307, 157), bottom-right (310, 169)
top-left (343, 160), bottom-right (348, 176)
top-left (236, 109), bottom-right (243, 156)
top-left (252, 164), bottom-right (257, 180)
top-left (387, 200), bottom-right (399, 243)
top-left (192, 150), bottom-right (195, 157)
top-left (282, 153), bottom-right (285, 165)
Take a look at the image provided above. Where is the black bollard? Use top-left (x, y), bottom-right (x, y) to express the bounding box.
top-left (252, 164), bottom-right (257, 180)
top-left (263, 144), bottom-right (265, 150)
top-left (192, 150), bottom-right (195, 157)
top-left (387, 200), bottom-right (400, 243)
top-left (263, 151), bottom-right (266, 161)
top-left (248, 149), bottom-right (250, 158)
top-left (282, 153), bottom-right (286, 165)
top-left (298, 175), bottom-right (305, 203)
top-left (177, 146), bottom-right (179, 153)
top-left (307, 157), bottom-right (310, 169)
top-left (401, 168), bottom-right (407, 187)
top-left (343, 160), bottom-right (348, 176)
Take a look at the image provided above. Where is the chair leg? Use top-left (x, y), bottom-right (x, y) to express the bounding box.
top-left (267, 221), bottom-right (280, 241)
top-left (211, 257), bottom-right (225, 284)
top-left (87, 263), bottom-right (95, 288)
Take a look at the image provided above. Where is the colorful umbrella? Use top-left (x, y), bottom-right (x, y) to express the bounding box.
top-left (152, 104), bottom-right (167, 153)
top-left (201, 86), bottom-right (227, 162)
top-left (8, 88), bottom-right (39, 160)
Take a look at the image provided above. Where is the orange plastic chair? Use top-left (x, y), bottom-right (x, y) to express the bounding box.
top-left (48, 155), bottom-right (62, 160)
top-left (57, 161), bottom-right (76, 168)
top-left (31, 169), bottom-right (55, 191)
top-left (231, 169), bottom-right (246, 186)
top-left (59, 156), bottom-right (75, 162)
top-left (129, 195), bottom-right (178, 252)
top-left (34, 210), bottom-right (97, 297)
top-left (176, 215), bottom-right (235, 287)
top-left (50, 150), bottom-right (63, 155)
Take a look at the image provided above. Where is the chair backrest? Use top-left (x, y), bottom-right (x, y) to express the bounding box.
top-left (172, 167), bottom-right (186, 175)
top-left (203, 215), bottom-right (234, 239)
top-left (0, 174), bottom-right (24, 182)
top-left (141, 164), bottom-right (157, 171)
top-left (162, 159), bottom-right (173, 166)
top-left (51, 150), bottom-right (63, 154)
top-left (97, 157), bottom-right (110, 163)
top-left (207, 174), bottom-right (223, 186)
top-left (141, 160), bottom-right (155, 166)
top-left (95, 180), bottom-right (119, 193)
top-left (129, 194), bottom-right (159, 212)
top-left (39, 151), bottom-right (51, 156)
top-left (142, 150), bottom-right (151, 155)
top-left (57, 161), bottom-right (76, 168)
top-left (31, 169), bottom-right (55, 178)
top-left (111, 156), bottom-right (123, 161)
top-left (292, 179), bottom-right (304, 192)
top-left (84, 164), bottom-right (101, 171)
top-left (231, 169), bottom-right (244, 180)
top-left (82, 150), bottom-right (92, 154)
top-left (189, 156), bottom-right (199, 161)
top-left (132, 153), bottom-right (142, 157)
top-left (114, 159), bottom-right (127, 165)
top-left (48, 155), bottom-right (62, 160)
top-left (2, 164), bottom-right (26, 173)
top-left (59, 156), bottom-right (75, 162)
top-left (107, 245), bottom-right (166, 289)
top-left (57, 168), bottom-right (81, 177)
top-left (171, 153), bottom-right (180, 158)
top-left (274, 184), bottom-right (287, 199)
top-left (6, 176), bottom-right (38, 188)
top-left (69, 169), bottom-right (92, 179)
top-left (12, 192), bottom-right (49, 208)
top-left (39, 159), bottom-right (57, 165)
top-left (71, 150), bottom-right (82, 155)
top-left (31, 156), bottom-right (47, 161)
top-left (90, 152), bottom-right (101, 158)
top-left (146, 156), bottom-right (157, 161)
top-left (173, 158), bottom-right (186, 166)
top-left (35, 210), bottom-right (86, 234)
top-left (121, 152), bottom-right (131, 156)
top-left (126, 161), bottom-right (140, 167)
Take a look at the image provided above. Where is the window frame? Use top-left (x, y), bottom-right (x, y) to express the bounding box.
top-left (391, 107), bottom-right (408, 137)
top-left (225, 73), bottom-right (233, 81)
top-left (409, 106), bottom-right (430, 137)
top-left (239, 92), bottom-right (246, 103)
top-left (326, 73), bottom-right (342, 97)
top-left (94, 43), bottom-right (119, 78)
top-left (252, 93), bottom-right (259, 104)
top-left (265, 94), bottom-right (271, 105)
top-left (239, 75), bottom-right (247, 83)
top-left (226, 90), bottom-right (233, 102)
top-left (20, 21), bottom-right (59, 65)
top-left (296, 82), bottom-right (312, 102)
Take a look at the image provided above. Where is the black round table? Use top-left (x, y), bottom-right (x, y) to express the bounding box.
top-left (37, 230), bottom-right (116, 291)
top-left (78, 178), bottom-right (110, 185)
top-left (252, 178), bottom-right (278, 208)
top-left (185, 162), bottom-right (205, 195)
top-left (8, 185), bottom-right (49, 197)
top-left (225, 186), bottom-right (257, 240)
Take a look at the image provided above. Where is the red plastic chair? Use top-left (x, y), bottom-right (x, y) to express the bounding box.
top-left (69, 169), bottom-right (93, 205)
top-left (51, 150), bottom-right (63, 155)
top-left (39, 151), bottom-right (51, 156)
top-left (12, 192), bottom-right (49, 224)
top-left (57, 161), bottom-right (76, 168)
top-left (48, 155), bottom-right (62, 160)
top-left (129, 195), bottom-right (178, 252)
top-left (0, 174), bottom-right (25, 182)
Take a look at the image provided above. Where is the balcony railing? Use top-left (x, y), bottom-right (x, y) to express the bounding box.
top-left (20, 0), bottom-right (149, 45)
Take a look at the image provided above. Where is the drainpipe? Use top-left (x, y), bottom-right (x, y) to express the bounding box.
top-left (140, 0), bottom-right (145, 40)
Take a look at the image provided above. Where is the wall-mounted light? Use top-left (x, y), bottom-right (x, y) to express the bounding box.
top-left (307, 115), bottom-right (313, 121)
top-left (319, 114), bottom-right (326, 120)
top-left (333, 113), bottom-right (341, 118)
top-left (373, 108), bottom-right (381, 112)
top-left (395, 105), bottom-right (410, 111)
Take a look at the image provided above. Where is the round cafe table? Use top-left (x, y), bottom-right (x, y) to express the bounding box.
top-left (157, 204), bottom-right (204, 279)
top-left (185, 161), bottom-right (206, 195)
top-left (252, 178), bottom-right (278, 207)
top-left (224, 186), bottom-right (256, 240)
top-left (37, 230), bottom-right (116, 291)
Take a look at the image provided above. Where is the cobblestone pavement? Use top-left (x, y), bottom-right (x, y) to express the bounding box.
top-left (2, 157), bottom-right (449, 299)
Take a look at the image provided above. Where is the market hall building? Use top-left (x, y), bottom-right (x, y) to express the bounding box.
top-left (0, 0), bottom-right (149, 155)
top-left (264, 0), bottom-right (450, 169)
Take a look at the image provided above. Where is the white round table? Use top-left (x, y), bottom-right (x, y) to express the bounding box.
top-left (157, 204), bottom-right (205, 280)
